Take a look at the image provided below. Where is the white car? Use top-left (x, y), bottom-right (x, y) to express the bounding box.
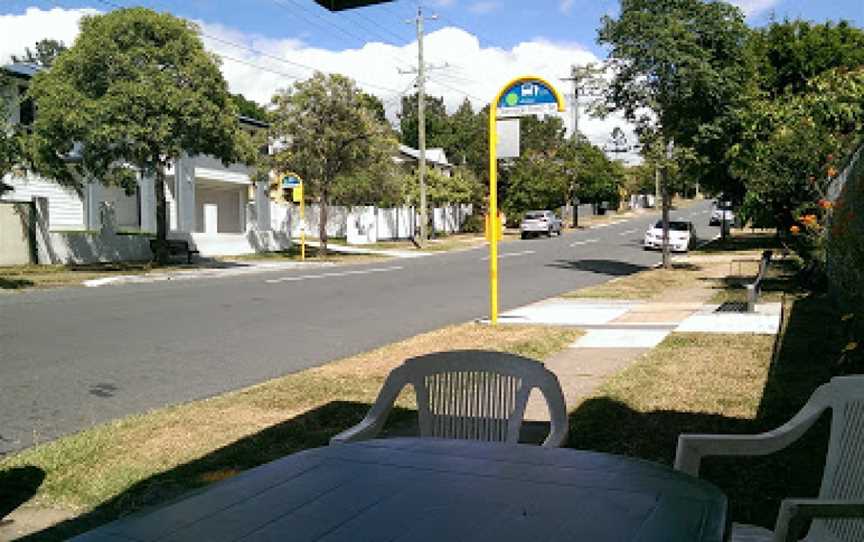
top-left (520, 210), bottom-right (562, 239)
top-left (709, 201), bottom-right (735, 226)
top-left (643, 220), bottom-right (693, 252)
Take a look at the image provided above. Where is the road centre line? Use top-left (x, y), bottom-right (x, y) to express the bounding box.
top-left (483, 250), bottom-right (536, 261)
top-left (570, 239), bottom-right (599, 247)
top-left (619, 229), bottom-right (639, 235)
top-left (266, 266), bottom-right (404, 284)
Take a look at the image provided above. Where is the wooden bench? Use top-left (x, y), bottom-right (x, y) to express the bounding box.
top-left (149, 239), bottom-right (199, 264)
top-left (746, 250), bottom-right (773, 312)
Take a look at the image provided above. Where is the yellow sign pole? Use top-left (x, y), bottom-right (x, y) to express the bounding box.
top-left (300, 185), bottom-right (305, 261)
top-left (488, 100), bottom-right (499, 325)
top-left (488, 76), bottom-right (565, 325)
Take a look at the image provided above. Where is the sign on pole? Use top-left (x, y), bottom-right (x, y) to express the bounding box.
top-left (487, 76), bottom-right (565, 325)
top-left (496, 118), bottom-right (520, 159)
top-left (282, 175), bottom-right (301, 189)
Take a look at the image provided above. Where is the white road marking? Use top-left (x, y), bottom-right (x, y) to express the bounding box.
top-left (483, 250), bottom-right (536, 261)
top-left (593, 223), bottom-right (611, 228)
top-left (570, 239), bottom-right (599, 247)
top-left (619, 229), bottom-right (639, 236)
top-left (266, 265), bottom-right (404, 284)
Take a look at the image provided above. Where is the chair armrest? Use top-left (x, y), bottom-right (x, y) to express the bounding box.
top-left (329, 366), bottom-right (407, 445)
top-left (538, 371), bottom-right (569, 448)
top-left (773, 499), bottom-right (864, 542)
top-left (674, 401), bottom-right (825, 477)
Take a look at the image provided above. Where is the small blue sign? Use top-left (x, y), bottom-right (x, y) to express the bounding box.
top-left (497, 79), bottom-right (563, 118)
top-left (282, 175), bottom-right (301, 188)
top-left (498, 82), bottom-right (557, 109)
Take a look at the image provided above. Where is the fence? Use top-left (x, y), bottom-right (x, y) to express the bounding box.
top-left (270, 202), bottom-right (474, 244)
top-left (825, 143), bottom-right (864, 312)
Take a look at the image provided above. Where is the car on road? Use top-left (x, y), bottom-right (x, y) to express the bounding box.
top-left (709, 200), bottom-right (735, 226)
top-left (520, 210), bottom-right (562, 239)
top-left (643, 220), bottom-right (694, 252)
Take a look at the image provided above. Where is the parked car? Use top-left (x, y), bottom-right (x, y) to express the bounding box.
top-left (520, 210), bottom-right (562, 239)
top-left (643, 220), bottom-right (693, 252)
top-left (709, 200), bottom-right (735, 226)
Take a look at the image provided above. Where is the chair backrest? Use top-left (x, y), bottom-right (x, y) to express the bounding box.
top-left (399, 350), bottom-right (568, 447)
top-left (809, 376), bottom-right (864, 542)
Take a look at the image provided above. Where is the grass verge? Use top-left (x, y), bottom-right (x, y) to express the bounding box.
top-left (560, 263), bottom-right (714, 300)
top-left (0, 262), bottom-right (179, 291)
top-left (0, 323), bottom-right (580, 539)
top-left (221, 244), bottom-right (386, 264)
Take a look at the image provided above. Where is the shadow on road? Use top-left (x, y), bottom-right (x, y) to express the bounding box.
top-left (546, 259), bottom-right (650, 276)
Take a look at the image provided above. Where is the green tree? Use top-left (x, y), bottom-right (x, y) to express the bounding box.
top-left (270, 72), bottom-right (395, 254)
top-left (230, 93), bottom-right (270, 123)
top-left (404, 167), bottom-right (482, 207)
top-left (598, 0), bottom-right (753, 262)
top-left (332, 160), bottom-right (406, 208)
top-left (11, 39), bottom-right (67, 67)
top-left (399, 93), bottom-right (450, 150)
top-left (0, 73), bottom-right (24, 195)
top-left (445, 98), bottom-right (482, 167)
top-left (751, 19), bottom-right (864, 97)
top-left (27, 8), bottom-right (254, 261)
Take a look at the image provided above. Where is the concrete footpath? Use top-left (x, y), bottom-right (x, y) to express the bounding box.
top-left (516, 292), bottom-right (782, 422)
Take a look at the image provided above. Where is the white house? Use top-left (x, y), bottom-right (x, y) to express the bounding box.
top-left (0, 63), bottom-right (285, 262)
top-left (393, 144), bottom-right (453, 177)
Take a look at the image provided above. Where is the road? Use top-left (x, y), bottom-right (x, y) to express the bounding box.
top-left (0, 200), bottom-right (716, 454)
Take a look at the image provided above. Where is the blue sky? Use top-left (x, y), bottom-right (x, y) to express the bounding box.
top-left (3, 0), bottom-right (863, 57)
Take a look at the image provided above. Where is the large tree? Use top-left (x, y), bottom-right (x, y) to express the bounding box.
top-left (270, 72), bottom-right (395, 254)
top-left (598, 0), bottom-right (753, 262)
top-left (0, 73), bottom-right (24, 195)
top-left (28, 8), bottom-right (254, 261)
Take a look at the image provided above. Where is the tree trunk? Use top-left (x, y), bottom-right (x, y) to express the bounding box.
top-left (661, 171), bottom-right (671, 270)
top-left (154, 166), bottom-right (169, 264)
top-left (319, 190), bottom-right (328, 257)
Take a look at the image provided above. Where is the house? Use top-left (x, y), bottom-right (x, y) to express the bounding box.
top-left (393, 144), bottom-right (453, 177)
top-left (0, 63), bottom-right (284, 262)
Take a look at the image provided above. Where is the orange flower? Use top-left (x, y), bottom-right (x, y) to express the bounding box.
top-left (818, 199), bottom-right (833, 210)
top-left (802, 214), bottom-right (818, 226)
top-left (828, 166), bottom-right (839, 178)
top-left (790, 225), bottom-right (801, 235)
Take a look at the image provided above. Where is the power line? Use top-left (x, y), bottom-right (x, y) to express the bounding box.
top-left (88, 0), bottom-right (405, 94)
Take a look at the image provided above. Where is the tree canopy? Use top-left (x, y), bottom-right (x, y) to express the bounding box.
top-left (270, 72), bottom-right (395, 252)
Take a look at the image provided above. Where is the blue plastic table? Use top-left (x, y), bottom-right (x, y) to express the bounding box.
top-left (74, 438), bottom-right (727, 541)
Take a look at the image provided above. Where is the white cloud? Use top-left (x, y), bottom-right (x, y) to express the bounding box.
top-left (729, 0), bottom-right (780, 17)
top-left (0, 7), bottom-right (98, 64)
top-left (559, 0), bottom-right (575, 14)
top-left (468, 2), bottom-right (499, 15)
top-left (1, 7), bottom-right (641, 163)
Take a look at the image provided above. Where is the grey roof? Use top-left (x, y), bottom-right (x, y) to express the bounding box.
top-left (1, 63), bottom-right (42, 79)
top-left (397, 144), bottom-right (452, 168)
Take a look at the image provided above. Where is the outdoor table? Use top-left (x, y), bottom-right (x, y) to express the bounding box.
top-left (73, 437), bottom-right (727, 541)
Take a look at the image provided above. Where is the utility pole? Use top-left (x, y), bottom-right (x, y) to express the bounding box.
top-left (405, 6), bottom-right (437, 248)
top-left (661, 138), bottom-right (673, 270)
top-left (560, 64), bottom-right (603, 227)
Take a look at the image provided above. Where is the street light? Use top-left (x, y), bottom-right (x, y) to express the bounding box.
top-left (313, 0), bottom-right (394, 11)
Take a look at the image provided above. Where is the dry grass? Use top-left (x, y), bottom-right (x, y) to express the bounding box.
top-left (0, 323), bottom-right (580, 517)
top-left (561, 263), bottom-right (725, 300)
top-left (0, 262), bottom-right (178, 291)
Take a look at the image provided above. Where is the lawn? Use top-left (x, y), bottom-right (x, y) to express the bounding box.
top-left (0, 262), bottom-right (175, 290)
top-left (0, 323), bottom-right (581, 540)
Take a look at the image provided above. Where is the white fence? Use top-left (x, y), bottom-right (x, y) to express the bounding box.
top-left (271, 202), bottom-right (474, 244)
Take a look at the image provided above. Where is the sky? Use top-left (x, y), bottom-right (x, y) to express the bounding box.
top-left (1, 0), bottom-right (863, 160)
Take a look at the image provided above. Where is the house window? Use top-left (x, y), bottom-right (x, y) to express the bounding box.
top-left (18, 86), bottom-right (35, 127)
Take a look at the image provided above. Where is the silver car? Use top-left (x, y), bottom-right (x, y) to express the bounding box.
top-left (520, 210), bottom-right (562, 239)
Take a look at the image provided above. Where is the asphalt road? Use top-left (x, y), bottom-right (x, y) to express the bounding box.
top-left (0, 200), bottom-right (717, 454)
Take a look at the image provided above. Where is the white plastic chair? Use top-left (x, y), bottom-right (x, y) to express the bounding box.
top-left (330, 350), bottom-right (569, 447)
top-left (674, 376), bottom-right (864, 542)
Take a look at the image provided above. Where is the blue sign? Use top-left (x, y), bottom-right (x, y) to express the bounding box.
top-left (282, 175), bottom-right (301, 188)
top-left (496, 79), bottom-right (563, 118)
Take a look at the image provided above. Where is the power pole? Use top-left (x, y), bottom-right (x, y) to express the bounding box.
top-left (406, 6), bottom-right (437, 248)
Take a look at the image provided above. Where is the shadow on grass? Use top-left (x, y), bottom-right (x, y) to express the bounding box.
top-left (695, 232), bottom-right (785, 253)
top-left (0, 466), bottom-right (45, 521)
top-left (567, 287), bottom-right (860, 530)
top-left (0, 277), bottom-right (35, 290)
top-left (14, 401), bottom-right (418, 541)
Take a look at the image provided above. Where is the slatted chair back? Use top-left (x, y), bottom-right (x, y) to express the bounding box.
top-left (402, 351), bottom-right (568, 447)
top-left (809, 376), bottom-right (864, 542)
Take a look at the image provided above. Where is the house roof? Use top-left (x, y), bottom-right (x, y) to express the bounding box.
top-left (397, 144), bottom-right (452, 168)
top-left (1, 62), bottom-right (42, 79)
